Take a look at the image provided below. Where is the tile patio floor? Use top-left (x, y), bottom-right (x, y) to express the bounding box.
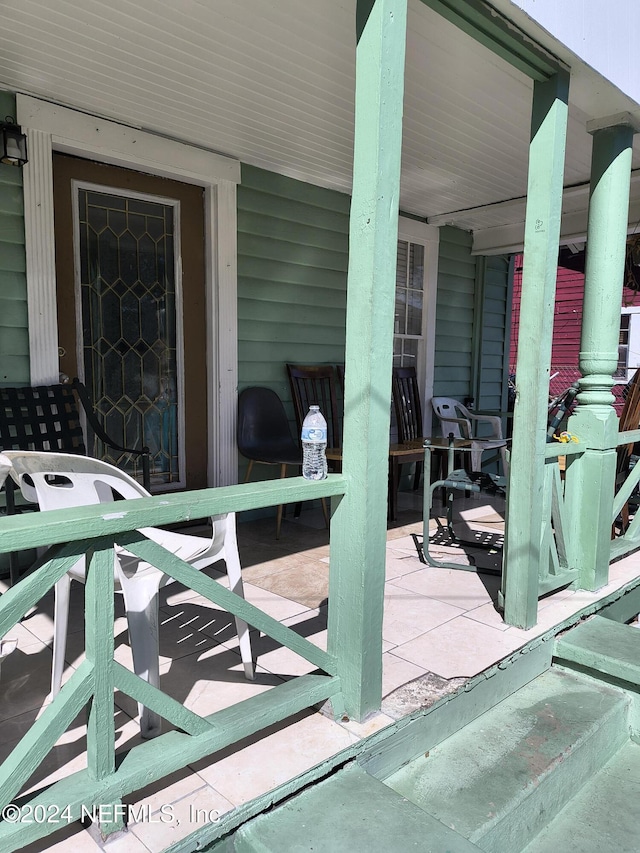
top-left (3, 489), bottom-right (640, 852)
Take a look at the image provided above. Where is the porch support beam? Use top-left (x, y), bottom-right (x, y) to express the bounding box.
top-left (418, 0), bottom-right (564, 81)
top-left (567, 120), bottom-right (637, 590)
top-left (84, 542), bottom-right (122, 835)
top-left (502, 70), bottom-right (570, 629)
top-left (327, 0), bottom-right (408, 720)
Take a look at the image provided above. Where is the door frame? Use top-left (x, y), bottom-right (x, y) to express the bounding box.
top-left (17, 93), bottom-right (240, 486)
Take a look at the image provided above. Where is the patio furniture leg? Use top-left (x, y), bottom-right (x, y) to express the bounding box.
top-left (223, 529), bottom-right (256, 680)
top-left (421, 474), bottom-right (502, 575)
top-left (4, 479), bottom-right (24, 587)
top-left (389, 457), bottom-right (399, 521)
top-left (122, 579), bottom-right (163, 738)
top-left (52, 573), bottom-right (72, 696)
top-left (276, 464), bottom-right (286, 539)
top-left (412, 461), bottom-right (422, 492)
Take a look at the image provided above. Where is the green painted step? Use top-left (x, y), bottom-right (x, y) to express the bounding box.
top-left (383, 667), bottom-right (629, 853)
top-left (225, 763), bottom-right (482, 853)
top-left (554, 614), bottom-right (640, 684)
top-left (521, 739), bottom-right (640, 853)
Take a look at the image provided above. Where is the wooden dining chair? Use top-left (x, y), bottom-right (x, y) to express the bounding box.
top-left (287, 363), bottom-right (425, 520)
top-left (391, 365), bottom-right (426, 496)
top-left (392, 367), bottom-right (424, 441)
top-left (286, 364), bottom-right (342, 451)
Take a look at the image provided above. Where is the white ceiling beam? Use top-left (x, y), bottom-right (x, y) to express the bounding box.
top-left (472, 197), bottom-right (640, 255)
top-left (428, 180), bottom-right (592, 228)
top-left (425, 172), bottom-right (640, 255)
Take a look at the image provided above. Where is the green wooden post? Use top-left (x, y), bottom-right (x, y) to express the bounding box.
top-left (502, 71), bottom-right (570, 629)
top-left (84, 541), bottom-right (122, 835)
top-left (566, 119), bottom-right (637, 590)
top-left (327, 0), bottom-right (408, 720)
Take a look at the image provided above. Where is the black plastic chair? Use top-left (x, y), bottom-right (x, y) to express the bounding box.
top-left (237, 386), bottom-right (305, 538)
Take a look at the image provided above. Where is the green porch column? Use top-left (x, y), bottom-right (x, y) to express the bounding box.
top-left (566, 119), bottom-right (637, 590)
top-left (502, 71), bottom-right (570, 629)
top-left (327, 0), bottom-right (407, 720)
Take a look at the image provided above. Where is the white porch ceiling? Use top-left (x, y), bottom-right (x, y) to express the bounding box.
top-left (0, 0), bottom-right (638, 252)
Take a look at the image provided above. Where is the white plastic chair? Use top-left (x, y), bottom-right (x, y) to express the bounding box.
top-left (4, 450), bottom-right (254, 737)
top-left (0, 452), bottom-right (11, 488)
top-left (431, 397), bottom-right (509, 476)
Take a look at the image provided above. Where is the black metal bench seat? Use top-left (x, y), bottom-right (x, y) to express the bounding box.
top-left (0, 379), bottom-right (150, 586)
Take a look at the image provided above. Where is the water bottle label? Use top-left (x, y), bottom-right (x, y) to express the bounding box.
top-left (302, 426), bottom-right (327, 442)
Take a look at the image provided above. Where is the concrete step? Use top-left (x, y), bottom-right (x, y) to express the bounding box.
top-left (223, 763), bottom-right (483, 853)
top-left (555, 614), bottom-right (640, 685)
top-left (383, 667), bottom-right (630, 853)
top-left (522, 739), bottom-right (640, 853)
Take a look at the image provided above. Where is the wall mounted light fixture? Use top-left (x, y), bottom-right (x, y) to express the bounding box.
top-left (0, 116), bottom-right (28, 167)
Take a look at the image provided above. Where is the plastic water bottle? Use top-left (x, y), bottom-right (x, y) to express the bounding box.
top-left (301, 405), bottom-right (328, 480)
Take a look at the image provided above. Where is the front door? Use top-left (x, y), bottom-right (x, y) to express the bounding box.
top-left (53, 153), bottom-right (207, 490)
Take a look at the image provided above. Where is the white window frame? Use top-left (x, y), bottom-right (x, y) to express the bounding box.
top-left (396, 217), bottom-right (439, 429)
top-left (620, 306), bottom-right (640, 383)
top-left (17, 94), bottom-right (240, 487)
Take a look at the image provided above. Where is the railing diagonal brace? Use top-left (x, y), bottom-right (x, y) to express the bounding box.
top-left (0, 543), bottom-right (90, 637)
top-left (115, 533), bottom-right (336, 675)
top-left (0, 659), bottom-right (94, 809)
top-left (612, 460), bottom-right (640, 521)
top-left (112, 662), bottom-right (212, 736)
top-left (550, 462), bottom-right (570, 568)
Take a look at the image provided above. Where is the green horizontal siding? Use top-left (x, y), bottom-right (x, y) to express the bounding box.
top-left (476, 254), bottom-right (511, 413)
top-left (432, 229), bottom-right (510, 429)
top-left (0, 90), bottom-right (28, 386)
top-left (0, 182), bottom-right (23, 215)
top-left (433, 227), bottom-right (477, 404)
top-left (237, 165), bottom-right (350, 487)
top-left (237, 165), bottom-right (349, 401)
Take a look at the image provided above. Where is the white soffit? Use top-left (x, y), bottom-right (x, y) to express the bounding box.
top-left (0, 0), bottom-right (638, 236)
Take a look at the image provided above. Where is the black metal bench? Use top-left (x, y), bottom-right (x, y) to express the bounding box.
top-left (0, 378), bottom-right (150, 585)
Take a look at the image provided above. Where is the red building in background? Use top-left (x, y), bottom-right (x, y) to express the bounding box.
top-left (509, 255), bottom-right (640, 412)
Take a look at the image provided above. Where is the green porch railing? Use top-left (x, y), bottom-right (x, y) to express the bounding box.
top-left (538, 442), bottom-right (585, 596)
top-left (611, 428), bottom-right (640, 561)
top-left (0, 475), bottom-right (346, 851)
top-left (501, 442), bottom-right (585, 615)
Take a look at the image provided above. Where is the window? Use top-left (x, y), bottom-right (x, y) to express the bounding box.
top-left (617, 308), bottom-right (640, 383)
top-left (393, 218), bottom-right (439, 400)
top-left (616, 314), bottom-right (630, 379)
top-left (394, 239), bottom-right (425, 370)
top-left (390, 220), bottom-right (438, 441)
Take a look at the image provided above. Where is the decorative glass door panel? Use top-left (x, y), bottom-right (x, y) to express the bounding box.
top-left (76, 186), bottom-right (182, 486)
top-left (54, 154), bottom-right (207, 492)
